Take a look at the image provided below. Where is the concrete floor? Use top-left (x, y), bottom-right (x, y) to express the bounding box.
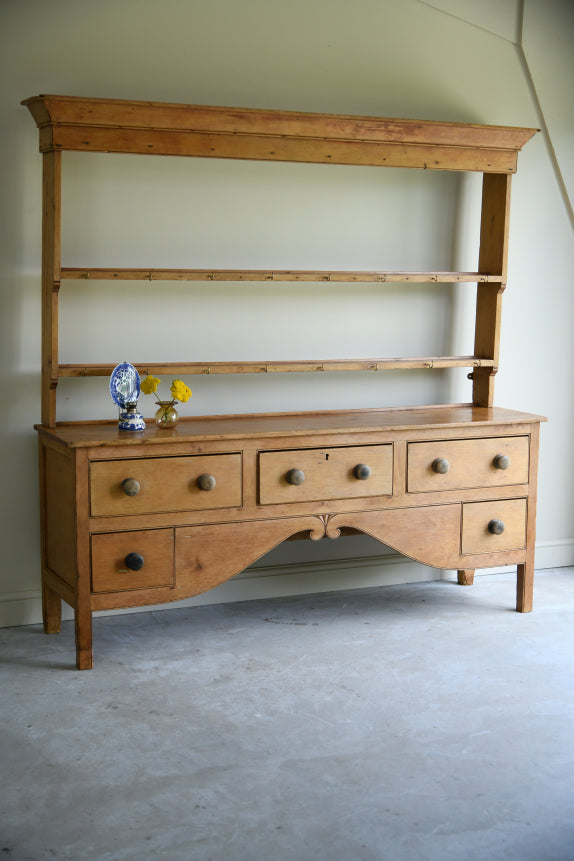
top-left (1, 569), bottom-right (574, 861)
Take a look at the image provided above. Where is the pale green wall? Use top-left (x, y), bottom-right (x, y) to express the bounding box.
top-left (1, 0), bottom-right (572, 624)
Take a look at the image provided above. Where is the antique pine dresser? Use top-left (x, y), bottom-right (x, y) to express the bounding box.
top-left (23, 95), bottom-right (545, 668)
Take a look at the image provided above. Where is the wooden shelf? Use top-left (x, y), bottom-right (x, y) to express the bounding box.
top-left (60, 268), bottom-right (503, 284)
top-left (58, 356), bottom-right (495, 378)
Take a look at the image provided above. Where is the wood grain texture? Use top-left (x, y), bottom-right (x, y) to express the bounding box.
top-left (40, 123), bottom-right (520, 171)
top-left (457, 569), bottom-right (475, 586)
top-left (74, 449), bottom-right (92, 670)
top-left (175, 516), bottom-right (330, 597)
top-left (90, 453), bottom-right (242, 516)
top-left (61, 268), bottom-right (504, 283)
top-left (22, 95), bottom-right (538, 149)
top-left (22, 95), bottom-right (537, 171)
top-left (44, 445), bottom-right (76, 586)
top-left (35, 405), bottom-right (546, 449)
top-left (326, 506), bottom-right (461, 569)
top-left (58, 356), bottom-right (496, 379)
top-left (42, 567), bottom-right (75, 607)
top-left (407, 435), bottom-right (529, 492)
top-left (473, 173), bottom-right (512, 407)
top-left (517, 423), bottom-right (541, 612)
top-left (91, 528), bottom-right (175, 593)
top-left (41, 151), bottom-right (61, 427)
top-left (461, 498), bottom-right (527, 555)
top-left (258, 444), bottom-right (392, 504)
top-left (42, 580), bottom-right (62, 634)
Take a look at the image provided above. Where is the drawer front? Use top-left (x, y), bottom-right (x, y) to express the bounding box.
top-left (461, 499), bottom-right (527, 555)
top-left (90, 453), bottom-right (242, 516)
top-left (259, 444), bottom-right (393, 505)
top-left (407, 436), bottom-right (529, 493)
top-left (91, 528), bottom-right (175, 593)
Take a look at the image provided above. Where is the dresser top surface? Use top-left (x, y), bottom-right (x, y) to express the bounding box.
top-left (36, 404), bottom-right (546, 449)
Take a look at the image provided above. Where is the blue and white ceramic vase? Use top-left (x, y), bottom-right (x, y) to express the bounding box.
top-left (118, 402), bottom-right (146, 432)
top-left (110, 362), bottom-right (145, 432)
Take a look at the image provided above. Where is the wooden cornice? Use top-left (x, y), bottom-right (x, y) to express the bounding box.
top-left (22, 94), bottom-right (538, 173)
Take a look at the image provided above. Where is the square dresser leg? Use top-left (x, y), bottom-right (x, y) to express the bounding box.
top-left (516, 561), bottom-right (534, 613)
top-left (457, 569), bottom-right (475, 586)
top-left (75, 602), bottom-right (93, 670)
top-left (42, 580), bottom-right (62, 634)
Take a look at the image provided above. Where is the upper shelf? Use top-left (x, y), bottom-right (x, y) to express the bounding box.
top-left (22, 95), bottom-right (538, 174)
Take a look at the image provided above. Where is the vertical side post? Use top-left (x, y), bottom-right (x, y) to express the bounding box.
top-left (74, 449), bottom-right (93, 669)
top-left (473, 173), bottom-right (512, 407)
top-left (517, 423), bottom-right (541, 612)
top-left (41, 150), bottom-right (62, 427)
top-left (38, 437), bottom-right (62, 633)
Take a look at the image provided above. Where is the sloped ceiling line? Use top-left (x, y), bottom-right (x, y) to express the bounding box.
top-left (417, 0), bottom-right (573, 228)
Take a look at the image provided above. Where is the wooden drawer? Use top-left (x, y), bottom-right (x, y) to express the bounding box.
top-left (259, 444), bottom-right (393, 505)
top-left (461, 499), bottom-right (527, 555)
top-left (90, 453), bottom-right (242, 516)
top-left (407, 436), bottom-right (529, 493)
top-left (91, 528), bottom-right (175, 593)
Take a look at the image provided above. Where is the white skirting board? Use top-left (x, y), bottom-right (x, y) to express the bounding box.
top-left (1, 540), bottom-right (572, 629)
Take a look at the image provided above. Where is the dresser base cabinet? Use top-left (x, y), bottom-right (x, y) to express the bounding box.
top-left (37, 405), bottom-right (542, 669)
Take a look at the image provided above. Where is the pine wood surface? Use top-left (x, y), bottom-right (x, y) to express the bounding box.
top-left (407, 435), bottom-right (530, 492)
top-left (472, 173), bottom-right (512, 406)
top-left (457, 569), bottom-right (475, 586)
top-left (44, 446), bottom-right (76, 586)
top-left (91, 528), bottom-right (175, 593)
top-left (59, 356), bottom-right (497, 379)
top-left (23, 95), bottom-right (537, 173)
top-left (258, 444), bottom-right (393, 505)
top-left (461, 498), bottom-right (527, 555)
top-left (58, 356), bottom-right (496, 379)
top-left (35, 405), bottom-right (546, 449)
top-left (90, 453), bottom-right (242, 516)
top-left (60, 268), bottom-right (504, 283)
top-left (22, 95), bottom-right (537, 148)
top-left (41, 151), bottom-right (61, 427)
top-left (517, 423), bottom-right (541, 613)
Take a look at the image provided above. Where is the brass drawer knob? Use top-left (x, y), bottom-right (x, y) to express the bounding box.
top-left (197, 473), bottom-right (216, 491)
top-left (121, 478), bottom-right (141, 496)
top-left (488, 519), bottom-right (505, 535)
top-left (493, 454), bottom-right (511, 470)
top-left (432, 458), bottom-right (450, 474)
top-left (353, 463), bottom-right (371, 480)
top-left (286, 468), bottom-right (305, 486)
top-left (125, 552), bottom-right (144, 571)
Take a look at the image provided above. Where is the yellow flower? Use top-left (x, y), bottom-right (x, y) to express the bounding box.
top-left (170, 380), bottom-right (192, 403)
top-left (140, 375), bottom-right (160, 395)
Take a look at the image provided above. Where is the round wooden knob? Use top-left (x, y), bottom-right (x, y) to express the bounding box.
top-left (488, 519), bottom-right (505, 535)
top-left (197, 473), bottom-right (216, 491)
top-left (493, 454), bottom-right (511, 470)
top-left (286, 468), bottom-right (305, 486)
top-left (432, 458), bottom-right (450, 474)
top-left (125, 552), bottom-right (144, 571)
top-left (121, 478), bottom-right (141, 496)
top-left (353, 464), bottom-right (371, 480)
